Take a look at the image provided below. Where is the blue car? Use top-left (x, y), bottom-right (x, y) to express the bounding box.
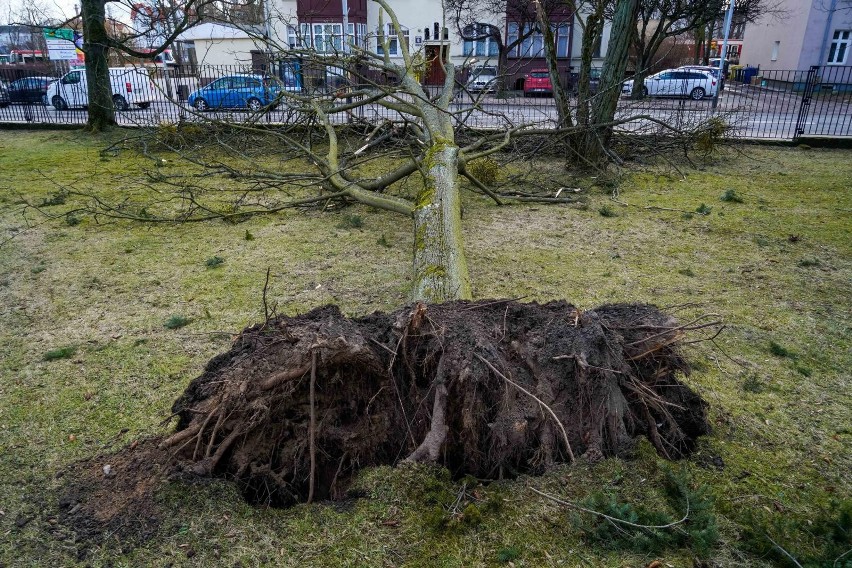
top-left (188, 74), bottom-right (283, 111)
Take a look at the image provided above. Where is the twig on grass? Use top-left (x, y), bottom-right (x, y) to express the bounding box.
top-left (530, 487), bottom-right (690, 530)
top-left (766, 534), bottom-right (804, 568)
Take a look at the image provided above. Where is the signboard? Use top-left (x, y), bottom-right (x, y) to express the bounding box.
top-left (43, 28), bottom-right (85, 62)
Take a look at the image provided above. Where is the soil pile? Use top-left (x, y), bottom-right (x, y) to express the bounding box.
top-left (163, 300), bottom-right (710, 507)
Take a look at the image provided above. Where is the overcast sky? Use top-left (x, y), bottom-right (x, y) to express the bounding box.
top-left (3, 0), bottom-right (132, 25)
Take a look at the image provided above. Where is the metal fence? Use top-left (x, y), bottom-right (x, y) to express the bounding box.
top-left (1, 62), bottom-right (850, 141)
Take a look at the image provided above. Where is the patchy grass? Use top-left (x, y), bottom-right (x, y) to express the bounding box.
top-left (0, 131), bottom-right (850, 566)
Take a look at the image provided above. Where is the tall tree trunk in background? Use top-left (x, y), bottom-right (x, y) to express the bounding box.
top-left (577, 2), bottom-right (605, 126)
top-left (585, 0), bottom-right (639, 163)
top-left (535, 1), bottom-right (573, 129)
top-left (81, 0), bottom-right (116, 131)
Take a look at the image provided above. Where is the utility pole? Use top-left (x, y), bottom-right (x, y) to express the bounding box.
top-left (341, 0), bottom-right (349, 52)
top-left (712, 0), bottom-right (735, 110)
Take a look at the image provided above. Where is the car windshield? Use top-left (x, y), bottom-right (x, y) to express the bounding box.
top-left (263, 77), bottom-right (284, 88)
top-left (471, 68), bottom-right (496, 78)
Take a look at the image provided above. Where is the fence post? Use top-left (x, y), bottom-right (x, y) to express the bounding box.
top-left (793, 65), bottom-right (818, 142)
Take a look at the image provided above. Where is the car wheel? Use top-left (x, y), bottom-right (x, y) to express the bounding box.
top-left (690, 87), bottom-right (706, 100)
top-left (193, 98), bottom-right (209, 111)
top-left (136, 102), bottom-right (151, 110)
top-left (642, 86), bottom-right (649, 97)
top-left (247, 98), bottom-right (263, 111)
top-left (113, 95), bottom-right (129, 111)
top-left (52, 96), bottom-right (68, 110)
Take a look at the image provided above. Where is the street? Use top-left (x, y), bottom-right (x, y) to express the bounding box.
top-left (1, 85), bottom-right (850, 140)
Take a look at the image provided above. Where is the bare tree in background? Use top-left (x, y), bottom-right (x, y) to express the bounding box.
top-left (630, 0), bottom-right (785, 99)
top-left (78, 0), bottom-right (219, 131)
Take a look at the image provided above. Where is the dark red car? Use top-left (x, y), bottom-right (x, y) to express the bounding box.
top-left (523, 69), bottom-right (553, 97)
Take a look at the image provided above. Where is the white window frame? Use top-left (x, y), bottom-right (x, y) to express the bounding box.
top-left (771, 40), bottom-right (779, 61)
top-left (376, 23), bottom-right (409, 57)
top-left (827, 30), bottom-right (850, 65)
top-left (507, 21), bottom-right (570, 58)
top-left (462, 23), bottom-right (499, 57)
top-left (312, 23), bottom-right (343, 53)
top-left (345, 23), bottom-right (367, 49)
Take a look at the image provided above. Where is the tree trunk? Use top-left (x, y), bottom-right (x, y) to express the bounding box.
top-left (81, 0), bottom-right (116, 131)
top-left (585, 0), bottom-right (640, 163)
top-left (630, 52), bottom-right (649, 99)
top-left (412, 143), bottom-right (472, 302)
top-left (577, 5), bottom-right (605, 126)
top-left (535, 0), bottom-right (573, 129)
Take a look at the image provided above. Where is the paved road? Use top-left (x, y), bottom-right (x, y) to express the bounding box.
top-left (2, 87), bottom-right (850, 140)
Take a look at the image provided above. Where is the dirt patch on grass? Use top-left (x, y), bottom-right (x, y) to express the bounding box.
top-left (60, 299), bottom-right (711, 544)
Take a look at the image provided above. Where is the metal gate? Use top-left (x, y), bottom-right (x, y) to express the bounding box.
top-left (794, 65), bottom-right (852, 141)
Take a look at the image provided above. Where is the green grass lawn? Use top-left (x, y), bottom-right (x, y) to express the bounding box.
top-left (0, 130), bottom-right (849, 567)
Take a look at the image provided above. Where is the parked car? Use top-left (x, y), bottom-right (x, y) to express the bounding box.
top-left (466, 66), bottom-right (497, 93)
top-left (523, 69), bottom-right (553, 97)
top-left (622, 69), bottom-right (717, 100)
top-left (188, 75), bottom-right (284, 111)
top-left (47, 67), bottom-right (155, 110)
top-left (8, 76), bottom-right (56, 105)
top-left (0, 81), bottom-right (9, 108)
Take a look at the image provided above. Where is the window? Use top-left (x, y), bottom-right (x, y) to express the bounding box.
top-left (313, 23), bottom-right (343, 53)
top-left (462, 23), bottom-right (499, 57)
top-left (506, 21), bottom-right (570, 58)
top-left (827, 30), bottom-right (850, 64)
top-left (287, 25), bottom-right (306, 49)
top-left (555, 23), bottom-right (569, 58)
top-left (62, 71), bottom-right (82, 84)
top-left (344, 23), bottom-right (367, 48)
top-left (519, 24), bottom-right (544, 57)
top-left (771, 40), bottom-right (779, 61)
top-left (376, 23), bottom-right (409, 56)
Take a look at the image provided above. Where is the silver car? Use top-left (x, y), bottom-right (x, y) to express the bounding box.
top-left (466, 66), bottom-right (497, 93)
top-left (623, 69), bottom-right (718, 100)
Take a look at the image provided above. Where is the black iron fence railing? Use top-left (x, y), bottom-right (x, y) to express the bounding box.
top-left (1, 63), bottom-right (850, 141)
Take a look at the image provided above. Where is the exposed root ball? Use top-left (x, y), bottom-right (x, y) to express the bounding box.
top-left (165, 300), bottom-right (709, 507)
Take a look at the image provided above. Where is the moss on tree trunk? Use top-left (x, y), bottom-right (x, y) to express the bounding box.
top-left (412, 144), bottom-right (471, 302)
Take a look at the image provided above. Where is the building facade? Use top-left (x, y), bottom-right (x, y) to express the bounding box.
top-left (739, 0), bottom-right (852, 70)
top-left (266, 0), bottom-right (611, 89)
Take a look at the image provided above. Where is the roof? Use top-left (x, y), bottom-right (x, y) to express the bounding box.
top-left (176, 22), bottom-right (256, 42)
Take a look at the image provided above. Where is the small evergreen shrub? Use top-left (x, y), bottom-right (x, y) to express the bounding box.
top-left (43, 346), bottom-right (76, 361)
top-left (164, 315), bottom-right (191, 329)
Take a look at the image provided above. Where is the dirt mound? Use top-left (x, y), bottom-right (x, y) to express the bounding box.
top-left (161, 300), bottom-right (710, 507)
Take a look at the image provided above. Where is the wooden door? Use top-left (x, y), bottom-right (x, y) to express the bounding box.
top-left (425, 45), bottom-right (448, 86)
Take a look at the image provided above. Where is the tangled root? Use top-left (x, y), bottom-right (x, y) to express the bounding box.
top-left (164, 300), bottom-right (710, 507)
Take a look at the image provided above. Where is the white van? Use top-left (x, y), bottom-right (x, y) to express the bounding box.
top-left (47, 67), bottom-right (155, 111)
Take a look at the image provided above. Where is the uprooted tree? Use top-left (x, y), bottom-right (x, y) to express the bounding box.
top-left (57, 0), bottom-right (719, 511)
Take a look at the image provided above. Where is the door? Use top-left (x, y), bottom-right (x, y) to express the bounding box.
top-left (57, 70), bottom-right (85, 107)
top-left (205, 77), bottom-right (231, 108)
top-left (424, 45), bottom-right (448, 86)
top-left (649, 72), bottom-right (674, 96)
top-left (671, 71), bottom-right (691, 97)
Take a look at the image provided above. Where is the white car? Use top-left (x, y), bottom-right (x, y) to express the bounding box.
top-left (47, 67), bottom-right (155, 111)
top-left (622, 69), bottom-right (717, 100)
top-left (466, 66), bottom-right (497, 93)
